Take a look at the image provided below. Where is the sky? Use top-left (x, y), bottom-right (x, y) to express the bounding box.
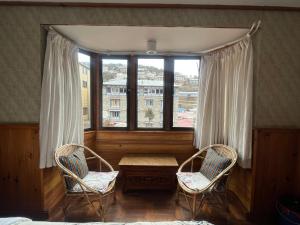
top-left (79, 53), bottom-right (199, 77)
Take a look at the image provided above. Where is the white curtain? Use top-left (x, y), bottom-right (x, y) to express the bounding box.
top-left (39, 30), bottom-right (84, 168)
top-left (194, 36), bottom-right (253, 168)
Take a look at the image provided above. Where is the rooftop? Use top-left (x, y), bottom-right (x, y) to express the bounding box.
top-left (103, 79), bottom-right (183, 87)
top-left (103, 79), bottom-right (164, 87)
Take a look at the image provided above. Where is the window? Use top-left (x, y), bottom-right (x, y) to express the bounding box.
top-left (145, 99), bottom-right (154, 107)
top-left (82, 81), bottom-right (87, 88)
top-left (86, 53), bottom-right (200, 131)
top-left (106, 87), bottom-right (111, 94)
top-left (173, 59), bottom-right (200, 128)
top-left (102, 59), bottom-right (128, 128)
top-left (83, 107), bottom-right (88, 115)
top-left (78, 52), bottom-right (92, 130)
top-left (110, 111), bottom-right (120, 120)
top-left (110, 99), bottom-right (120, 108)
top-left (137, 58), bottom-right (164, 129)
top-left (120, 87), bottom-right (127, 94)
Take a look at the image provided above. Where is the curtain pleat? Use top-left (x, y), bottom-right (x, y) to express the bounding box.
top-left (39, 30), bottom-right (83, 168)
top-left (194, 36), bottom-right (253, 168)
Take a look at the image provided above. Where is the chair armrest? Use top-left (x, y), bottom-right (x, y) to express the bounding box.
top-left (86, 156), bottom-right (97, 160)
top-left (178, 147), bottom-right (208, 173)
top-left (77, 144), bottom-right (115, 172)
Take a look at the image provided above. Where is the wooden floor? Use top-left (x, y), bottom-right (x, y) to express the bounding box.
top-left (48, 184), bottom-right (256, 225)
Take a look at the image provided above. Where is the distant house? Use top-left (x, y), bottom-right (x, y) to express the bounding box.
top-left (102, 79), bottom-right (179, 128)
top-left (79, 62), bottom-right (91, 129)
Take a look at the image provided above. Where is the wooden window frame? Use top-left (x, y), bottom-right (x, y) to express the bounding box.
top-left (80, 49), bottom-right (200, 131)
top-left (100, 55), bottom-right (130, 130)
top-left (171, 56), bottom-right (201, 131)
top-left (79, 49), bottom-right (94, 131)
top-left (136, 56), bottom-right (165, 131)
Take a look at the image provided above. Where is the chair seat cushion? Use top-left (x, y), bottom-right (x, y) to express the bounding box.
top-left (177, 172), bottom-right (210, 191)
top-left (199, 148), bottom-right (231, 180)
top-left (71, 171), bottom-right (119, 194)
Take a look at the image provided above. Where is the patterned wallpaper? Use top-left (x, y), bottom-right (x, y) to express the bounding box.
top-left (0, 6), bottom-right (299, 127)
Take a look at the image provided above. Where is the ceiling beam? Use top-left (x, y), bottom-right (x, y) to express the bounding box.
top-left (0, 1), bottom-right (299, 11)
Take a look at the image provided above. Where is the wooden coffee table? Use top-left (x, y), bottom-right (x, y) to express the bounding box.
top-left (118, 154), bottom-right (178, 192)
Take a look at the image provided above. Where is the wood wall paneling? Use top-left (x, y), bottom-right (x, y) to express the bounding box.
top-left (2, 124), bottom-right (299, 223)
top-left (251, 128), bottom-right (300, 222)
top-left (0, 124), bottom-right (97, 217)
top-left (95, 131), bottom-right (196, 170)
top-left (228, 166), bottom-right (252, 212)
top-left (0, 124), bottom-right (44, 217)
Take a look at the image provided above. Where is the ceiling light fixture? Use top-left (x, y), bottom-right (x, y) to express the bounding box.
top-left (146, 39), bottom-right (157, 55)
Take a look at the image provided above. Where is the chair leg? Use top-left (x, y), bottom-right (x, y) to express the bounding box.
top-left (113, 189), bottom-right (117, 204)
top-left (224, 190), bottom-right (230, 224)
top-left (62, 196), bottom-right (69, 221)
top-left (175, 184), bottom-right (180, 204)
top-left (192, 194), bottom-right (197, 219)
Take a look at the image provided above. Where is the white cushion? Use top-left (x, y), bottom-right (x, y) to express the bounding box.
top-left (177, 172), bottom-right (210, 191)
top-left (71, 171), bottom-right (118, 194)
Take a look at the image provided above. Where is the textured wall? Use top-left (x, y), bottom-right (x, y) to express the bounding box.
top-left (0, 6), bottom-right (299, 127)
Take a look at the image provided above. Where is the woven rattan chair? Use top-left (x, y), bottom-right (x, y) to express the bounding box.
top-left (176, 144), bottom-right (237, 219)
top-left (54, 144), bottom-right (117, 221)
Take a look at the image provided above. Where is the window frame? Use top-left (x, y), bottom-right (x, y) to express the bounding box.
top-left (80, 50), bottom-right (200, 131)
top-left (136, 55), bottom-right (166, 131)
top-left (171, 56), bottom-right (201, 131)
top-left (78, 49), bottom-right (94, 131)
top-left (100, 55), bottom-right (130, 130)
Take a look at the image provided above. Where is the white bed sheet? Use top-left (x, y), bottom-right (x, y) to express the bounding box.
top-left (0, 218), bottom-right (213, 225)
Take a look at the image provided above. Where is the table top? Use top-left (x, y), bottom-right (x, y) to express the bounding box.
top-left (118, 153), bottom-right (178, 167)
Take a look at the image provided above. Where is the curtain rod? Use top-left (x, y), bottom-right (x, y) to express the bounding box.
top-left (42, 21), bottom-right (261, 56)
top-left (196, 20), bottom-right (261, 54)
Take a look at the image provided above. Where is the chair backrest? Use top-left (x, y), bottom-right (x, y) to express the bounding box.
top-left (203, 144), bottom-right (238, 189)
top-left (55, 144), bottom-right (83, 158)
top-left (55, 143), bottom-right (115, 194)
top-left (54, 144), bottom-right (87, 192)
top-left (209, 144), bottom-right (238, 164)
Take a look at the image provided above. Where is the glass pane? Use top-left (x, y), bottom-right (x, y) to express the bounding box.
top-left (137, 58), bottom-right (164, 128)
top-left (78, 52), bottom-right (92, 129)
top-left (173, 59), bottom-right (200, 128)
top-left (102, 59), bottom-right (128, 127)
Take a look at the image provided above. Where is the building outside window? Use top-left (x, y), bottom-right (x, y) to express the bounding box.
top-left (78, 52), bottom-right (91, 129)
top-left (102, 59), bottom-right (128, 128)
top-left (173, 59), bottom-right (200, 128)
top-left (137, 58), bottom-right (164, 128)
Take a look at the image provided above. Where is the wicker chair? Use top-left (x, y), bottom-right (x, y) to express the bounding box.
top-left (54, 144), bottom-right (118, 221)
top-left (176, 144), bottom-right (237, 219)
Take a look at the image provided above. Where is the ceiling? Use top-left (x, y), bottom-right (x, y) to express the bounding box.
top-left (53, 25), bottom-right (248, 54)
top-left (3, 0), bottom-right (300, 7)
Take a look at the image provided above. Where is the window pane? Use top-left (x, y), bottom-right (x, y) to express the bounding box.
top-left (102, 59), bottom-right (128, 127)
top-left (78, 52), bottom-right (92, 129)
top-left (137, 59), bottom-right (164, 128)
top-left (173, 59), bottom-right (200, 128)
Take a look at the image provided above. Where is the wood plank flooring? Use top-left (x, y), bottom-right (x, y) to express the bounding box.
top-left (48, 184), bottom-right (255, 225)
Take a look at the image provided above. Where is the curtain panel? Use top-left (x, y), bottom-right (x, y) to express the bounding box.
top-left (39, 30), bottom-right (83, 168)
top-left (194, 36), bottom-right (253, 168)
